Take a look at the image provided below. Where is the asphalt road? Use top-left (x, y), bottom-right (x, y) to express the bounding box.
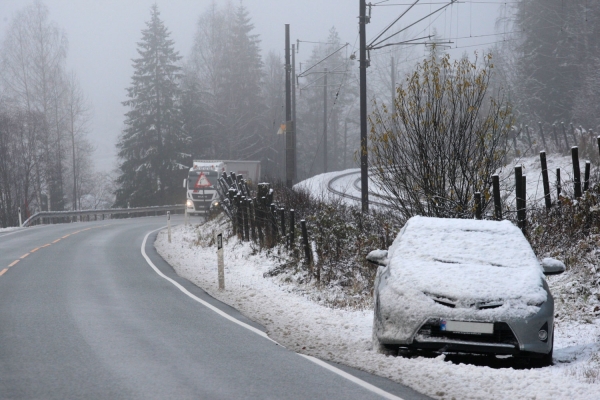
top-left (0, 217), bottom-right (429, 400)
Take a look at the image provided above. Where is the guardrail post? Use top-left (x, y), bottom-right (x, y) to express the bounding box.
top-left (167, 211), bottom-right (171, 243)
top-left (18, 207), bottom-right (22, 227)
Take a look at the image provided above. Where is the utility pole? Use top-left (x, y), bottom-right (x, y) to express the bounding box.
top-left (391, 56), bottom-right (396, 115)
top-left (359, 0), bottom-right (369, 212)
top-left (323, 68), bottom-right (328, 173)
top-left (292, 43), bottom-right (297, 181)
top-left (285, 24), bottom-right (295, 188)
top-left (344, 120), bottom-right (347, 170)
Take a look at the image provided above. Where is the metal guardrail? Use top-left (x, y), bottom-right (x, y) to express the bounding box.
top-left (22, 205), bottom-right (185, 227)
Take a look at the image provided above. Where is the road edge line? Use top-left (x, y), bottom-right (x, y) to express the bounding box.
top-left (299, 354), bottom-right (404, 400)
top-left (141, 227), bottom-right (406, 400)
top-left (141, 228), bottom-right (274, 342)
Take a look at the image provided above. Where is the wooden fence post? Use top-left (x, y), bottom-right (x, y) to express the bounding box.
top-left (289, 209), bottom-right (295, 249)
top-left (301, 219), bottom-right (311, 268)
top-left (561, 122), bottom-right (570, 150)
top-left (515, 165), bottom-right (526, 232)
top-left (279, 208), bottom-right (285, 238)
top-left (584, 161), bottom-right (591, 193)
top-left (540, 151), bottom-right (552, 210)
top-left (525, 125), bottom-right (533, 151)
top-left (492, 174), bottom-right (502, 220)
top-left (250, 199), bottom-right (257, 242)
top-left (552, 123), bottom-right (561, 151)
top-left (556, 168), bottom-right (562, 204)
top-left (570, 123), bottom-right (577, 144)
top-left (538, 122), bottom-right (548, 150)
top-left (572, 147), bottom-right (582, 198)
top-left (270, 204), bottom-right (277, 244)
top-left (243, 197), bottom-right (250, 241)
top-left (474, 192), bottom-right (482, 220)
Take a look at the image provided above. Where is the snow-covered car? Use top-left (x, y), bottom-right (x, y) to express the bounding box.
top-left (368, 216), bottom-right (565, 365)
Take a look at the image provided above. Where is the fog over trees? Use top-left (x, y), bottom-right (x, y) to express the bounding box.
top-left (0, 1), bottom-right (100, 227)
top-left (4, 0), bottom-right (600, 221)
top-left (494, 1), bottom-right (600, 130)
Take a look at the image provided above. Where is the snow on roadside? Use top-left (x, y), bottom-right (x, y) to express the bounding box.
top-left (0, 227), bottom-right (20, 233)
top-left (155, 219), bottom-right (600, 400)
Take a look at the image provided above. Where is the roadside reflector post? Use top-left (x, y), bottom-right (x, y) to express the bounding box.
top-left (167, 211), bottom-right (171, 243)
top-left (18, 207), bottom-right (22, 227)
top-left (217, 232), bottom-right (224, 290)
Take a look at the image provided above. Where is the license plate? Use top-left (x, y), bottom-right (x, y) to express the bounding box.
top-left (443, 320), bottom-right (493, 334)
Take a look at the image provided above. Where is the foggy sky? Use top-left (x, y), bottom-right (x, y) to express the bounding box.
top-left (0, 0), bottom-right (502, 172)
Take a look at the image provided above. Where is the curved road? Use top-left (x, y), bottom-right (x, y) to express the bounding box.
top-left (0, 217), bottom-right (428, 399)
top-left (326, 170), bottom-right (393, 208)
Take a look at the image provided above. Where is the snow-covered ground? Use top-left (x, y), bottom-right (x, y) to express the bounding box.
top-left (0, 226), bottom-right (21, 233)
top-left (156, 217), bottom-right (600, 399)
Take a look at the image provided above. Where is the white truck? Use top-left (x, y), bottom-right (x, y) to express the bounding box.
top-left (184, 160), bottom-right (261, 215)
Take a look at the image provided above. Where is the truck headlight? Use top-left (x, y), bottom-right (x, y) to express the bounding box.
top-left (186, 199), bottom-right (193, 207)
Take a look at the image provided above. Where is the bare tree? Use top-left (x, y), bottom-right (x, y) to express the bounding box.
top-left (64, 71), bottom-right (93, 210)
top-left (1, 0), bottom-right (68, 211)
top-left (369, 51), bottom-right (512, 219)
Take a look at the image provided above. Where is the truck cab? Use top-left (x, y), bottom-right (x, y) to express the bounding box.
top-left (184, 161), bottom-right (223, 215)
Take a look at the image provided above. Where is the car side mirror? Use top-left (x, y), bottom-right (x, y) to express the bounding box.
top-left (367, 249), bottom-right (388, 267)
top-left (541, 258), bottom-right (565, 275)
top-left (183, 178), bottom-right (187, 188)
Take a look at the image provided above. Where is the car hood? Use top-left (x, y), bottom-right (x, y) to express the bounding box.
top-left (384, 216), bottom-right (548, 308)
top-left (387, 261), bottom-right (547, 306)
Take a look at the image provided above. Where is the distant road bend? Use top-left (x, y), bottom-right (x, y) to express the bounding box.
top-left (0, 216), bottom-right (429, 400)
top-left (326, 170), bottom-right (393, 208)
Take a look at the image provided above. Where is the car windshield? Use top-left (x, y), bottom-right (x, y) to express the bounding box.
top-left (188, 170), bottom-right (218, 190)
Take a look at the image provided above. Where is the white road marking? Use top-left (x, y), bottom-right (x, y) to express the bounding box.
top-left (141, 227), bottom-right (405, 400)
top-left (299, 354), bottom-right (405, 400)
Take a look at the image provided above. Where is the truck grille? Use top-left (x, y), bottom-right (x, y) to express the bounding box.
top-left (192, 193), bottom-right (213, 200)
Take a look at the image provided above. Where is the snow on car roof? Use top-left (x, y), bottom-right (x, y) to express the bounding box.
top-left (387, 216), bottom-right (547, 304)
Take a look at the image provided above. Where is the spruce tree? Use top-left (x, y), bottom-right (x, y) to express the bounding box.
top-left (116, 5), bottom-right (185, 207)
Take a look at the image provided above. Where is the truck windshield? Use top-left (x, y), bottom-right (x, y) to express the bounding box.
top-left (188, 170), bottom-right (218, 190)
